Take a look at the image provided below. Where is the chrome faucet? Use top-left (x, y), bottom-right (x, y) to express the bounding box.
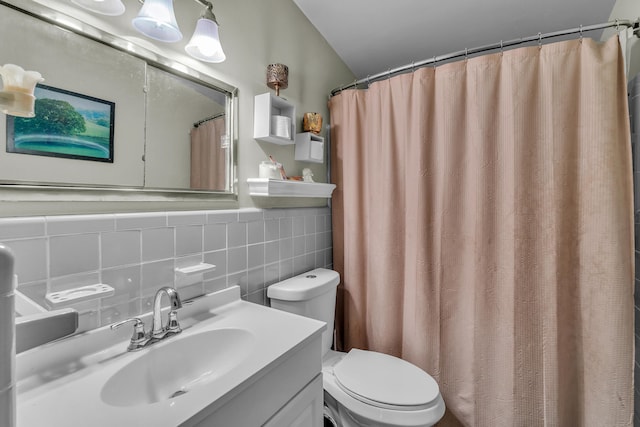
top-left (151, 286), bottom-right (183, 339)
top-left (111, 286), bottom-right (184, 351)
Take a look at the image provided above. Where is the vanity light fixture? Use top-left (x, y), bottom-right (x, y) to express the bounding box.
top-left (72, 0), bottom-right (227, 63)
top-left (71, 0), bottom-right (125, 16)
top-left (132, 0), bottom-right (183, 43)
top-left (184, 3), bottom-right (226, 63)
top-left (0, 64), bottom-right (44, 118)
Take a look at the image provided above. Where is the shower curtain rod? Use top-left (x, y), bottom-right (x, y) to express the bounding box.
top-left (330, 19), bottom-right (640, 96)
top-left (193, 111), bottom-right (225, 128)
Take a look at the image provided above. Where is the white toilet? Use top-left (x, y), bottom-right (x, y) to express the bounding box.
top-left (268, 268), bottom-right (445, 427)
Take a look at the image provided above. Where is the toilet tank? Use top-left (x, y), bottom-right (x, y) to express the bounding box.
top-left (267, 268), bottom-right (340, 356)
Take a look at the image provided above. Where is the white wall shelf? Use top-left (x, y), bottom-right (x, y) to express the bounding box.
top-left (247, 178), bottom-right (336, 198)
top-left (294, 132), bottom-right (324, 163)
top-left (254, 93), bottom-right (296, 145)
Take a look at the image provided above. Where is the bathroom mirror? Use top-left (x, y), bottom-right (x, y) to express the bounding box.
top-left (0, 0), bottom-right (236, 194)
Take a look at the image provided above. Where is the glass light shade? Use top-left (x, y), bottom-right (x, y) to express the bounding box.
top-left (185, 18), bottom-right (226, 63)
top-left (132, 0), bottom-right (182, 43)
top-left (71, 0), bottom-right (125, 16)
top-left (0, 91), bottom-right (36, 118)
top-left (0, 64), bottom-right (44, 118)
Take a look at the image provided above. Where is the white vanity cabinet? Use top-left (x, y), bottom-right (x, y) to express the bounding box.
top-left (264, 375), bottom-right (323, 427)
top-left (186, 332), bottom-right (323, 427)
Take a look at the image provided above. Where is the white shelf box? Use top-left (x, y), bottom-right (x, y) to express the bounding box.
top-left (294, 132), bottom-right (324, 163)
top-left (254, 93), bottom-right (296, 145)
top-left (247, 178), bottom-right (336, 198)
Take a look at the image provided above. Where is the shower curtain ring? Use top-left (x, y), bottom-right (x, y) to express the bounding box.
top-left (500, 40), bottom-right (504, 54)
top-left (579, 24), bottom-right (583, 41)
top-left (411, 61), bottom-right (415, 72)
top-left (538, 32), bottom-right (542, 47)
top-left (464, 48), bottom-right (468, 61)
top-left (616, 19), bottom-right (620, 31)
top-left (433, 56), bottom-right (437, 67)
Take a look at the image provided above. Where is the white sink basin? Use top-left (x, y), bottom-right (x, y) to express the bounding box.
top-left (101, 328), bottom-right (255, 407)
top-left (16, 286), bottom-right (325, 427)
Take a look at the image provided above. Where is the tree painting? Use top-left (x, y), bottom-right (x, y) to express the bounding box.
top-left (7, 84), bottom-right (114, 163)
top-left (15, 99), bottom-right (86, 135)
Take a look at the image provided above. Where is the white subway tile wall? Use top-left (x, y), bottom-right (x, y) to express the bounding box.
top-left (1, 207), bottom-right (332, 334)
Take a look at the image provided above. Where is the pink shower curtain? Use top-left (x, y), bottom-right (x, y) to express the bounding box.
top-left (190, 116), bottom-right (227, 191)
top-left (329, 36), bottom-right (634, 426)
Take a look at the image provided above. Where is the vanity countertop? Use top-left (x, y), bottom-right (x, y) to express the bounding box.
top-left (15, 286), bottom-right (325, 426)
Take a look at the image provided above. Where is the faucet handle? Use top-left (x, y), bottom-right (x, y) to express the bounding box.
top-left (111, 317), bottom-right (146, 344)
top-left (164, 298), bottom-right (195, 334)
top-left (166, 311), bottom-right (182, 334)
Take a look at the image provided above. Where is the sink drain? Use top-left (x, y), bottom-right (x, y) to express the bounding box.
top-left (169, 389), bottom-right (188, 398)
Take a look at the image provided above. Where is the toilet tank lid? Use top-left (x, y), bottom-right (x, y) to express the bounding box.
top-left (267, 268), bottom-right (339, 301)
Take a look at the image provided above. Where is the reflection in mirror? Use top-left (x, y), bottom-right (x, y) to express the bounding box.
top-left (190, 113), bottom-right (229, 191)
top-left (0, 0), bottom-right (236, 194)
top-left (144, 65), bottom-right (229, 191)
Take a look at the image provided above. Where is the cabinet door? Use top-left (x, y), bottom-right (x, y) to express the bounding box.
top-left (263, 374), bottom-right (323, 427)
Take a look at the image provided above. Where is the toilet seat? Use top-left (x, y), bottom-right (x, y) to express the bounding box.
top-left (322, 349), bottom-right (446, 427)
top-left (333, 349), bottom-right (440, 411)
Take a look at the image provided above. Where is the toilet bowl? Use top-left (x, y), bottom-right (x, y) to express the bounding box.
top-left (322, 349), bottom-right (445, 427)
top-left (267, 268), bottom-right (445, 427)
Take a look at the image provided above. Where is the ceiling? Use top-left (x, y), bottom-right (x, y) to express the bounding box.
top-left (293, 0), bottom-right (618, 80)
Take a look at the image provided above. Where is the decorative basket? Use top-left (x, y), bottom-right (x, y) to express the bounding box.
top-left (302, 112), bottom-right (322, 134)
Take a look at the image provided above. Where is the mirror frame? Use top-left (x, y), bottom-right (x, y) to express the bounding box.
top-left (0, 0), bottom-right (238, 200)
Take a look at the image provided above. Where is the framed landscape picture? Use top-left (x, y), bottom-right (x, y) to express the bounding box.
top-left (6, 84), bottom-right (115, 163)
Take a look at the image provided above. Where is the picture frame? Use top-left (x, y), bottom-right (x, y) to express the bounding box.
top-left (6, 84), bottom-right (115, 163)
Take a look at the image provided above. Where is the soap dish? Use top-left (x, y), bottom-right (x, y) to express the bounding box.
top-left (175, 263), bottom-right (216, 276)
top-left (45, 284), bottom-right (115, 307)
